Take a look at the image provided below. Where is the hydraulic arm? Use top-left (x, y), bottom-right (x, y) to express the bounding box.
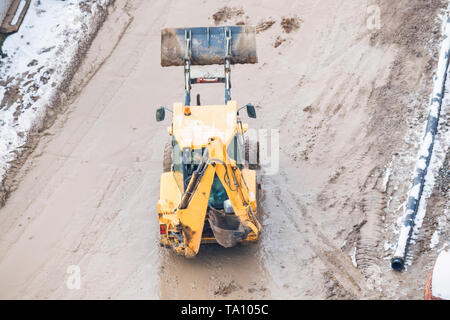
top-left (160, 137), bottom-right (260, 257)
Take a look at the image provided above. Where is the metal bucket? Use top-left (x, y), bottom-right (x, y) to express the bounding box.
top-left (161, 26), bottom-right (258, 67)
top-left (207, 208), bottom-right (247, 248)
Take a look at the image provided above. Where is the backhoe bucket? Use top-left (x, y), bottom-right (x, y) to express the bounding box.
top-left (161, 26), bottom-right (258, 67)
top-left (207, 208), bottom-right (247, 248)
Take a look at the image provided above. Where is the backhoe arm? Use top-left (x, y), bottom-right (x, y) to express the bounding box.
top-left (208, 139), bottom-right (261, 236)
top-left (177, 164), bottom-right (215, 257)
top-left (176, 137), bottom-right (260, 257)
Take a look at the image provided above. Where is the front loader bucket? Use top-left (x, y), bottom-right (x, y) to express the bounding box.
top-left (161, 26), bottom-right (258, 67)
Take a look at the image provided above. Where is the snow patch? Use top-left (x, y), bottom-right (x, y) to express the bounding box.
top-left (0, 0), bottom-right (110, 185)
top-left (350, 247), bottom-right (357, 267)
top-left (430, 230), bottom-right (440, 249)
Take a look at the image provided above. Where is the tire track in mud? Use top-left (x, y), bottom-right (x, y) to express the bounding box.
top-left (158, 232), bottom-right (272, 299)
top-left (262, 170), bottom-right (375, 298)
top-left (354, 166), bottom-right (386, 282)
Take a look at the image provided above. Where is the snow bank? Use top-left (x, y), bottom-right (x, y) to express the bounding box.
top-left (0, 0), bottom-right (110, 197)
top-left (391, 3), bottom-right (450, 270)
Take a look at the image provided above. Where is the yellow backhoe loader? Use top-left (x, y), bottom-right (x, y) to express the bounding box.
top-left (156, 26), bottom-right (261, 257)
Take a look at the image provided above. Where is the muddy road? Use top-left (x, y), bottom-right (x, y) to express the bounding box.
top-left (0, 0), bottom-right (446, 299)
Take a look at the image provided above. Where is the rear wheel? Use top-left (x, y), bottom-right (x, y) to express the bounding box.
top-left (163, 141), bottom-right (172, 172)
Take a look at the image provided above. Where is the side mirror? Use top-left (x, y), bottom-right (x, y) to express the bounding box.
top-left (246, 104), bottom-right (256, 118)
top-left (156, 107), bottom-right (165, 122)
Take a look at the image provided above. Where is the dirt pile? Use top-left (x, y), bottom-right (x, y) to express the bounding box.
top-left (256, 18), bottom-right (275, 33)
top-left (212, 6), bottom-right (245, 25)
top-left (280, 16), bottom-right (302, 33)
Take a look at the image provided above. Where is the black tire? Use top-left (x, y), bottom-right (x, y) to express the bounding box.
top-left (245, 136), bottom-right (259, 170)
top-left (163, 141), bottom-right (172, 172)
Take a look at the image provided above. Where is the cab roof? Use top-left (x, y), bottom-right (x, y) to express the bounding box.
top-left (172, 100), bottom-right (238, 149)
